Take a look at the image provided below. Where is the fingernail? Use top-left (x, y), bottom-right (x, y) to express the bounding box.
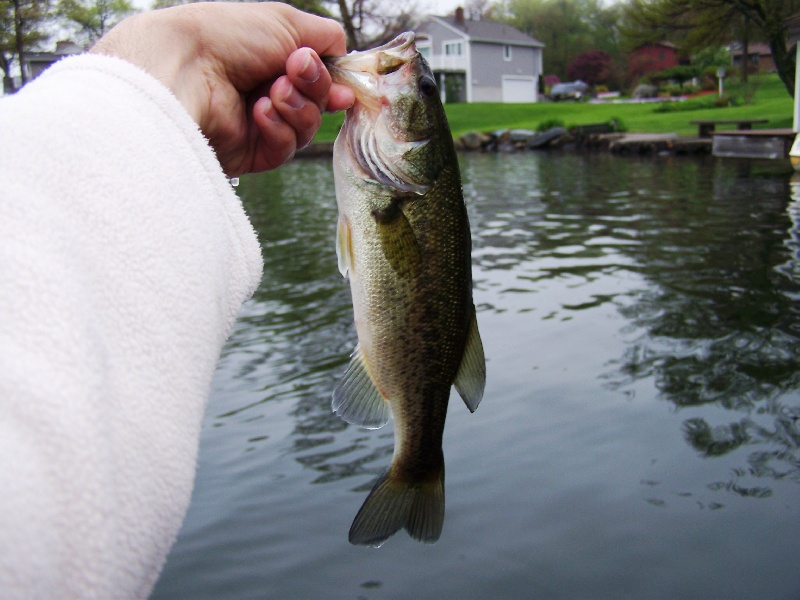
top-left (262, 97), bottom-right (282, 123)
top-left (279, 84), bottom-right (306, 110)
top-left (298, 51), bottom-right (320, 83)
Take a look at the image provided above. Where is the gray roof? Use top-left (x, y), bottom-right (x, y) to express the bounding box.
top-left (420, 16), bottom-right (544, 48)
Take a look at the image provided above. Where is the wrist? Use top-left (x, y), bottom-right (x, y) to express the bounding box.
top-left (91, 10), bottom-right (206, 124)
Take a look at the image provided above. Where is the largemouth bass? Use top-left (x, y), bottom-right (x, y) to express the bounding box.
top-left (325, 32), bottom-right (486, 546)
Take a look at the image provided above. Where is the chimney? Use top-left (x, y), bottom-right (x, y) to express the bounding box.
top-left (454, 6), bottom-right (465, 24)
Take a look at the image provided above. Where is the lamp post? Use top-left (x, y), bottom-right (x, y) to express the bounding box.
top-left (716, 67), bottom-right (726, 96)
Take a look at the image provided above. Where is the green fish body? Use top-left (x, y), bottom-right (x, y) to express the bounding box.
top-left (326, 33), bottom-right (485, 547)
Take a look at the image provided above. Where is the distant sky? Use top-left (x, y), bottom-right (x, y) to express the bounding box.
top-left (423, 0), bottom-right (464, 17)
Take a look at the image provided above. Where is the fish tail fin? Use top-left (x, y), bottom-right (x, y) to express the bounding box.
top-left (349, 466), bottom-right (445, 547)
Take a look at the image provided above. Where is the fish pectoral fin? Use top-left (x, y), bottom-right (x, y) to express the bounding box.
top-left (332, 345), bottom-right (390, 429)
top-left (336, 215), bottom-right (355, 278)
top-left (454, 310), bottom-right (486, 412)
top-left (349, 466), bottom-right (445, 547)
top-left (374, 204), bottom-right (422, 278)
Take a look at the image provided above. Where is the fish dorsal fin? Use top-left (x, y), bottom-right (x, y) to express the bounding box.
top-left (336, 215), bottom-right (355, 278)
top-left (332, 345), bottom-right (390, 429)
top-left (454, 311), bottom-right (485, 412)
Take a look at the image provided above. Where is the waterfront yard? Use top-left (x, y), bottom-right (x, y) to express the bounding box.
top-left (316, 73), bottom-right (792, 142)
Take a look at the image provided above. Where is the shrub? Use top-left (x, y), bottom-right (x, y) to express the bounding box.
top-left (609, 118), bottom-right (627, 132)
top-left (662, 84), bottom-right (683, 97)
top-left (652, 94), bottom-right (745, 113)
top-left (537, 118), bottom-right (565, 132)
top-left (715, 94), bottom-right (744, 108)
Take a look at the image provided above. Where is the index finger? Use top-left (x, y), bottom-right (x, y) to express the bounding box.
top-left (278, 5), bottom-right (348, 58)
top-left (225, 4), bottom-right (347, 89)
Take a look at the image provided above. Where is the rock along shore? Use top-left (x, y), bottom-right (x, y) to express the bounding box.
top-left (297, 126), bottom-right (712, 159)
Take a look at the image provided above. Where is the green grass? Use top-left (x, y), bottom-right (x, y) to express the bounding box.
top-left (315, 73), bottom-right (793, 142)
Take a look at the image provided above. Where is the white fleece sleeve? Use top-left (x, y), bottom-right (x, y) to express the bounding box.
top-left (0, 55), bottom-right (263, 598)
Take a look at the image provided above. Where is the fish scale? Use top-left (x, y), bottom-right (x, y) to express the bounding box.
top-left (325, 32), bottom-right (486, 547)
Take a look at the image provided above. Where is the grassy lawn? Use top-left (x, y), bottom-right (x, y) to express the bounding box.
top-left (315, 73), bottom-right (793, 142)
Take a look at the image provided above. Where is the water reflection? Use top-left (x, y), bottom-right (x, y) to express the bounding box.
top-left (152, 152), bottom-right (800, 599)
top-left (229, 166), bottom-right (398, 505)
top-left (609, 162), bottom-right (799, 497)
top-left (231, 153), bottom-right (799, 518)
top-left (458, 153), bottom-right (800, 499)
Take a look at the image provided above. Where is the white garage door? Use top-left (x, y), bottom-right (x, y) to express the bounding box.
top-left (502, 76), bottom-right (536, 103)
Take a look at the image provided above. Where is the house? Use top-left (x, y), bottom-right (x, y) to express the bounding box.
top-left (23, 41), bottom-right (82, 80)
top-left (415, 8), bottom-right (544, 103)
top-left (730, 42), bottom-right (776, 73)
top-left (627, 42), bottom-right (678, 79)
top-left (2, 41), bottom-right (83, 94)
top-left (4, 41), bottom-right (82, 94)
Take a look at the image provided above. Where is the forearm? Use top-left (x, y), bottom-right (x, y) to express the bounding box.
top-left (90, 8), bottom-right (209, 124)
top-left (0, 53), bottom-right (262, 597)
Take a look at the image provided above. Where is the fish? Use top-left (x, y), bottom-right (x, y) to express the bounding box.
top-left (325, 32), bottom-right (486, 547)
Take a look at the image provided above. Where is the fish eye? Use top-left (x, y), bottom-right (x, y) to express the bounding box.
top-left (419, 76), bottom-right (437, 97)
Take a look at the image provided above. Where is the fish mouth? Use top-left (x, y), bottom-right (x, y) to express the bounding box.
top-left (323, 32), bottom-right (418, 102)
top-left (325, 32), bottom-right (433, 193)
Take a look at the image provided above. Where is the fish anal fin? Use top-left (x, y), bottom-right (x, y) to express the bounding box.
top-left (336, 215), bottom-right (355, 278)
top-left (454, 310), bottom-right (486, 413)
top-left (332, 345), bottom-right (390, 429)
top-left (349, 467), bottom-right (445, 547)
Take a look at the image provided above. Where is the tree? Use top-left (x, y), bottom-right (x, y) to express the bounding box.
top-left (566, 49), bottom-right (612, 85)
top-left (465, 0), bottom-right (494, 20)
top-left (58, 0), bottom-right (135, 45)
top-left (330, 0), bottom-right (419, 50)
top-left (648, 64), bottom-right (700, 90)
top-left (621, 0), bottom-right (800, 97)
top-left (0, 0), bottom-right (53, 90)
top-left (503, 0), bottom-right (624, 79)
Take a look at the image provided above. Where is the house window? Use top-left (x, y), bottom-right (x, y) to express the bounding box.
top-left (444, 42), bottom-right (463, 56)
top-left (504, 45), bottom-right (512, 61)
top-left (418, 45), bottom-right (430, 59)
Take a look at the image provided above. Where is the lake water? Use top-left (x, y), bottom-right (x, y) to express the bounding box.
top-left (152, 152), bottom-right (800, 599)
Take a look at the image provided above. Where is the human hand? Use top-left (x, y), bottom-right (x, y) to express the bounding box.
top-left (91, 2), bottom-right (355, 176)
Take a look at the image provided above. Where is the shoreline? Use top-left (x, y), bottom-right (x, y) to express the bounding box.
top-left (297, 133), bottom-right (713, 158)
top-left (300, 126), bottom-right (796, 161)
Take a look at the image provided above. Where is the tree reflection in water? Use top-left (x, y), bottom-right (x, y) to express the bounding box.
top-left (604, 164), bottom-right (800, 498)
top-left (458, 151), bottom-right (800, 501)
top-left (230, 163), bottom-right (394, 490)
top-left (229, 154), bottom-right (800, 504)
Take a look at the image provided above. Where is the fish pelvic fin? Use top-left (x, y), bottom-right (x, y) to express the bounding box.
top-left (454, 309), bottom-right (486, 412)
top-left (332, 345), bottom-right (390, 429)
top-left (349, 466), bottom-right (445, 547)
top-left (336, 215), bottom-right (355, 278)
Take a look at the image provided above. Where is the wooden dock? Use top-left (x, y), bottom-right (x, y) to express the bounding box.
top-left (690, 118), bottom-right (769, 138)
top-left (712, 129), bottom-right (796, 160)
